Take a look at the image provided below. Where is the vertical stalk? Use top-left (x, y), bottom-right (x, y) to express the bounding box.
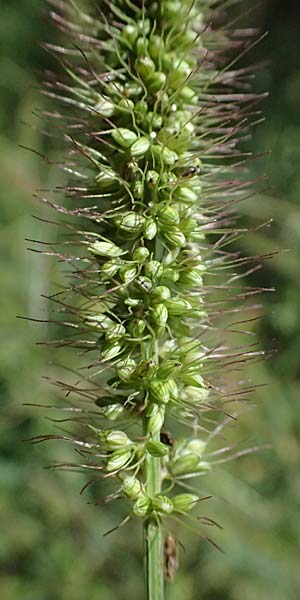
top-left (144, 432), bottom-right (164, 600)
top-left (144, 234), bottom-right (165, 600)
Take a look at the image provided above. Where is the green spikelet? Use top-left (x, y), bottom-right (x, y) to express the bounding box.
top-left (34, 1), bottom-right (266, 597)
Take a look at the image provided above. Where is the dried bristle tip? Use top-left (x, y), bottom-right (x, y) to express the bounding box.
top-left (38, 0), bottom-right (264, 564)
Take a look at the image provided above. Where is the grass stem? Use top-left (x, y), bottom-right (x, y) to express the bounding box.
top-left (144, 440), bottom-right (164, 600)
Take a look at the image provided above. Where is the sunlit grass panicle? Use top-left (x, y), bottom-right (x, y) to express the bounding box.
top-left (33, 0), bottom-right (265, 594)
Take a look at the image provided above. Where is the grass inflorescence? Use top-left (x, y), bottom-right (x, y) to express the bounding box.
top-left (29, 0), bottom-right (269, 596)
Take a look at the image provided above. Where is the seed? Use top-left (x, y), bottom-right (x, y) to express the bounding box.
top-left (119, 213), bottom-right (145, 232)
top-left (149, 34), bottom-right (164, 59)
top-left (128, 319), bottom-right (146, 337)
top-left (143, 218), bottom-right (157, 240)
top-left (95, 95), bottom-right (114, 117)
top-left (146, 440), bottom-right (169, 457)
top-left (175, 186), bottom-right (198, 204)
top-left (118, 98), bottom-right (135, 112)
top-left (179, 86), bottom-right (198, 103)
top-left (152, 303), bottom-right (168, 327)
top-left (88, 241), bottom-right (125, 258)
top-left (151, 286), bottom-right (171, 302)
top-left (101, 404), bottom-right (124, 421)
top-left (182, 373), bottom-right (205, 387)
top-left (181, 386), bottom-right (210, 403)
top-left (132, 247), bottom-right (150, 263)
top-left (100, 261), bottom-right (119, 279)
top-left (165, 379), bottom-right (178, 399)
top-left (157, 205), bottom-right (180, 226)
top-left (163, 229), bottom-right (186, 248)
top-left (168, 59), bottom-right (191, 89)
top-left (149, 380), bottom-right (170, 404)
top-left (122, 476), bottom-right (142, 500)
top-left (152, 494), bottom-right (174, 515)
top-left (103, 430), bottom-right (130, 449)
top-left (133, 494), bottom-right (151, 517)
top-left (166, 298), bottom-right (192, 315)
top-left (95, 167), bottom-right (119, 189)
top-left (106, 448), bottom-right (132, 472)
top-left (135, 56), bottom-right (155, 80)
top-left (148, 71), bottom-right (166, 92)
top-left (186, 439), bottom-right (207, 457)
top-left (147, 406), bottom-right (165, 436)
top-left (116, 359), bottom-right (137, 382)
top-left (134, 99), bottom-right (148, 115)
top-left (170, 453), bottom-right (200, 476)
top-left (119, 265), bottom-right (137, 284)
top-left (124, 82), bottom-right (143, 98)
top-left (144, 260), bottom-right (163, 280)
top-left (125, 297), bottom-right (141, 307)
top-left (146, 170), bottom-right (160, 186)
top-left (136, 276), bottom-right (153, 293)
top-left (122, 23), bottom-right (138, 45)
top-left (101, 342), bottom-right (122, 361)
top-left (152, 144), bottom-right (178, 165)
top-left (85, 314), bottom-right (114, 332)
top-left (137, 18), bottom-right (150, 36)
top-left (145, 402), bottom-right (159, 418)
top-left (172, 493), bottom-right (198, 513)
top-left (130, 137), bottom-right (151, 158)
top-left (132, 180), bottom-right (143, 199)
top-left (157, 360), bottom-right (181, 379)
top-left (112, 127), bottom-right (138, 148)
top-left (179, 269), bottom-right (203, 287)
top-left (146, 112), bottom-right (163, 130)
top-left (105, 323), bottom-right (126, 341)
top-left (135, 36), bottom-right (149, 56)
top-left (163, 268), bottom-right (180, 282)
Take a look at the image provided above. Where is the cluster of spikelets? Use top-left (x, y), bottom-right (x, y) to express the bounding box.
top-left (34, 0), bottom-right (264, 533)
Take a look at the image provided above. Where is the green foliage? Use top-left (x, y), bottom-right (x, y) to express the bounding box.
top-left (1, 1), bottom-right (300, 599)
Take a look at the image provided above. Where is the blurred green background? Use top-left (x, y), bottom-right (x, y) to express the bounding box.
top-left (1, 1), bottom-right (299, 598)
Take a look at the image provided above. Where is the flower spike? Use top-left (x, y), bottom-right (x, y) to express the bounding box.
top-left (33, 1), bottom-right (267, 598)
